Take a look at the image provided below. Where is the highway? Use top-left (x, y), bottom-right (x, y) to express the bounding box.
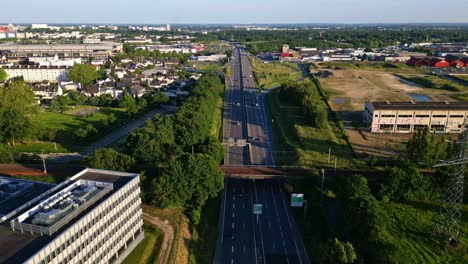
top-left (215, 178), bottom-right (309, 264)
top-left (216, 46), bottom-right (309, 264)
top-left (239, 49), bottom-right (275, 166)
top-left (223, 50), bottom-right (249, 166)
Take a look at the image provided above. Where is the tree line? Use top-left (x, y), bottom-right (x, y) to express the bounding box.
top-left (89, 73), bottom-right (225, 223)
top-left (216, 28), bottom-right (468, 53)
top-left (279, 81), bottom-right (329, 129)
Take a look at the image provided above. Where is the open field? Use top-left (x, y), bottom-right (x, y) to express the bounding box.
top-left (383, 201), bottom-right (468, 263)
top-left (12, 106), bottom-right (130, 153)
top-left (266, 81), bottom-right (355, 169)
top-left (396, 74), bottom-right (466, 92)
top-left (318, 61), bottom-right (424, 73)
top-left (122, 224), bottom-right (164, 264)
top-left (314, 64), bottom-right (466, 158)
top-left (251, 58), bottom-right (302, 88)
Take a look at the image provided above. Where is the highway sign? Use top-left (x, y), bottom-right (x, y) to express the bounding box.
top-left (291, 193), bottom-right (304, 207)
top-left (253, 204), bottom-right (262, 214)
top-left (237, 139), bottom-right (247, 147)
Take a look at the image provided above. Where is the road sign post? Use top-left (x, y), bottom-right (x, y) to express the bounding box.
top-left (291, 193), bottom-right (304, 207)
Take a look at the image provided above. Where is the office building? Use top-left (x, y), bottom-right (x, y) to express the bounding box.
top-left (364, 101), bottom-right (468, 133)
top-left (0, 168), bottom-right (144, 264)
top-left (0, 42), bottom-right (123, 60)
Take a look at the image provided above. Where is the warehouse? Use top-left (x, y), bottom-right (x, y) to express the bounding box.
top-left (363, 101), bottom-right (468, 133)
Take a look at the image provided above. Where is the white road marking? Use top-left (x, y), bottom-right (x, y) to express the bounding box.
top-left (232, 222), bottom-right (234, 229)
top-left (232, 245), bottom-right (234, 253)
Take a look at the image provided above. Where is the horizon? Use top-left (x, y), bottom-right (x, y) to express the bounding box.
top-left (2, 0), bottom-right (468, 24)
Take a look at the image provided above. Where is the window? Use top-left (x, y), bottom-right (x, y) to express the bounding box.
top-left (432, 115), bottom-right (447, 118)
top-left (415, 115), bottom-right (429, 118)
top-left (450, 115), bottom-right (464, 118)
top-left (374, 114), bottom-right (378, 117)
top-left (397, 124), bottom-right (411, 130)
top-left (379, 124), bottom-right (394, 130)
top-left (381, 114), bottom-right (395, 118)
top-left (398, 115), bottom-right (412, 118)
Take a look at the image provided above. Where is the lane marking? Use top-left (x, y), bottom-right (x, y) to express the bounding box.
top-left (232, 245), bottom-right (234, 253)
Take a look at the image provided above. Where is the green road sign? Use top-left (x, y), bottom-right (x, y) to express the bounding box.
top-left (253, 204), bottom-right (262, 214)
top-left (291, 193), bottom-right (304, 207)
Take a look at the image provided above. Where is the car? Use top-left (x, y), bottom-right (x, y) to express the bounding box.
top-left (234, 102), bottom-right (241, 106)
top-left (235, 121), bottom-right (241, 125)
top-left (255, 103), bottom-right (259, 107)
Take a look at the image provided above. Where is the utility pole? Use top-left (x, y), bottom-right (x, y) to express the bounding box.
top-left (334, 157), bottom-right (337, 177)
top-left (433, 120), bottom-right (467, 244)
top-left (41, 151), bottom-right (47, 175)
top-left (320, 168), bottom-right (325, 206)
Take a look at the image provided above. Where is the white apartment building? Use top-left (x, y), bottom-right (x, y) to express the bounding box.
top-left (1, 66), bottom-right (69, 82)
top-left (31, 24), bottom-right (48, 29)
top-left (0, 168), bottom-right (144, 264)
top-left (364, 101), bottom-right (468, 133)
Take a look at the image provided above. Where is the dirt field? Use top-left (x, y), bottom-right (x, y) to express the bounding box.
top-left (315, 67), bottom-right (458, 158)
top-left (317, 69), bottom-right (455, 112)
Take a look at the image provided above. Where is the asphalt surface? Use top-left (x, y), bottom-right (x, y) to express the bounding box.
top-left (215, 178), bottom-right (309, 264)
top-left (239, 50), bottom-right (276, 166)
top-left (216, 46), bottom-right (309, 264)
top-left (223, 49), bottom-right (249, 166)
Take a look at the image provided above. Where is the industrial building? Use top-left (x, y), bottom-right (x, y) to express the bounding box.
top-left (363, 101), bottom-right (468, 133)
top-left (0, 42), bottom-right (123, 60)
top-left (0, 168), bottom-right (144, 264)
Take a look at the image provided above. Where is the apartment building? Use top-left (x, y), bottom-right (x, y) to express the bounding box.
top-left (363, 101), bottom-right (468, 133)
top-left (1, 65), bottom-right (70, 82)
top-left (0, 42), bottom-right (123, 60)
top-left (0, 168), bottom-right (144, 264)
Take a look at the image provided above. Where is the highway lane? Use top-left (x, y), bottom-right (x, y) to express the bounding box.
top-left (215, 178), bottom-right (309, 264)
top-left (238, 49), bottom-right (275, 166)
top-left (223, 50), bottom-right (249, 166)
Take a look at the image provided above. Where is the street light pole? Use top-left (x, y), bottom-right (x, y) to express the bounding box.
top-left (320, 168), bottom-right (325, 206)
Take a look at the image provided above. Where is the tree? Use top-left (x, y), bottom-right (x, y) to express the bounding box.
top-left (121, 95), bottom-right (138, 115)
top-left (379, 163), bottom-right (432, 202)
top-left (407, 127), bottom-right (452, 166)
top-left (319, 238), bottom-right (357, 264)
top-left (68, 64), bottom-right (98, 86)
top-left (74, 124), bottom-right (97, 140)
top-left (0, 68), bottom-right (7, 83)
top-left (88, 148), bottom-right (135, 171)
top-left (0, 144), bottom-right (13, 163)
top-left (0, 81), bottom-right (39, 144)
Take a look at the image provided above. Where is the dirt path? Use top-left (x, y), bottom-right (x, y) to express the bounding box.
top-left (142, 212), bottom-right (175, 264)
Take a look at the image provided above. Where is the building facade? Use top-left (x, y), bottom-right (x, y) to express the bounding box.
top-left (1, 66), bottom-right (69, 82)
top-left (0, 168), bottom-right (144, 264)
top-left (364, 101), bottom-right (468, 133)
top-left (0, 42), bottom-right (123, 60)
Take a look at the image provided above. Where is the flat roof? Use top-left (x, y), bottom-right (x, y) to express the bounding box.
top-left (0, 177), bottom-right (54, 219)
top-left (0, 42), bottom-right (121, 52)
top-left (0, 169), bottom-right (138, 263)
top-left (369, 101), bottom-right (468, 111)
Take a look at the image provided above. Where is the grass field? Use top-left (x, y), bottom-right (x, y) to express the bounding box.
top-left (266, 80), bottom-right (355, 169)
top-left (196, 62), bottom-right (224, 72)
top-left (210, 91), bottom-right (224, 139)
top-left (188, 196), bottom-right (221, 264)
top-left (383, 201), bottom-right (468, 263)
top-left (12, 106), bottom-right (129, 153)
top-left (251, 58), bottom-right (302, 88)
top-left (123, 224), bottom-right (164, 264)
top-left (318, 61), bottom-right (423, 74)
top-left (396, 74), bottom-right (466, 92)
top-left (451, 75), bottom-right (468, 82)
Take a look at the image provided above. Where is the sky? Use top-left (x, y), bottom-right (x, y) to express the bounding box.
top-left (2, 0), bottom-right (468, 24)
